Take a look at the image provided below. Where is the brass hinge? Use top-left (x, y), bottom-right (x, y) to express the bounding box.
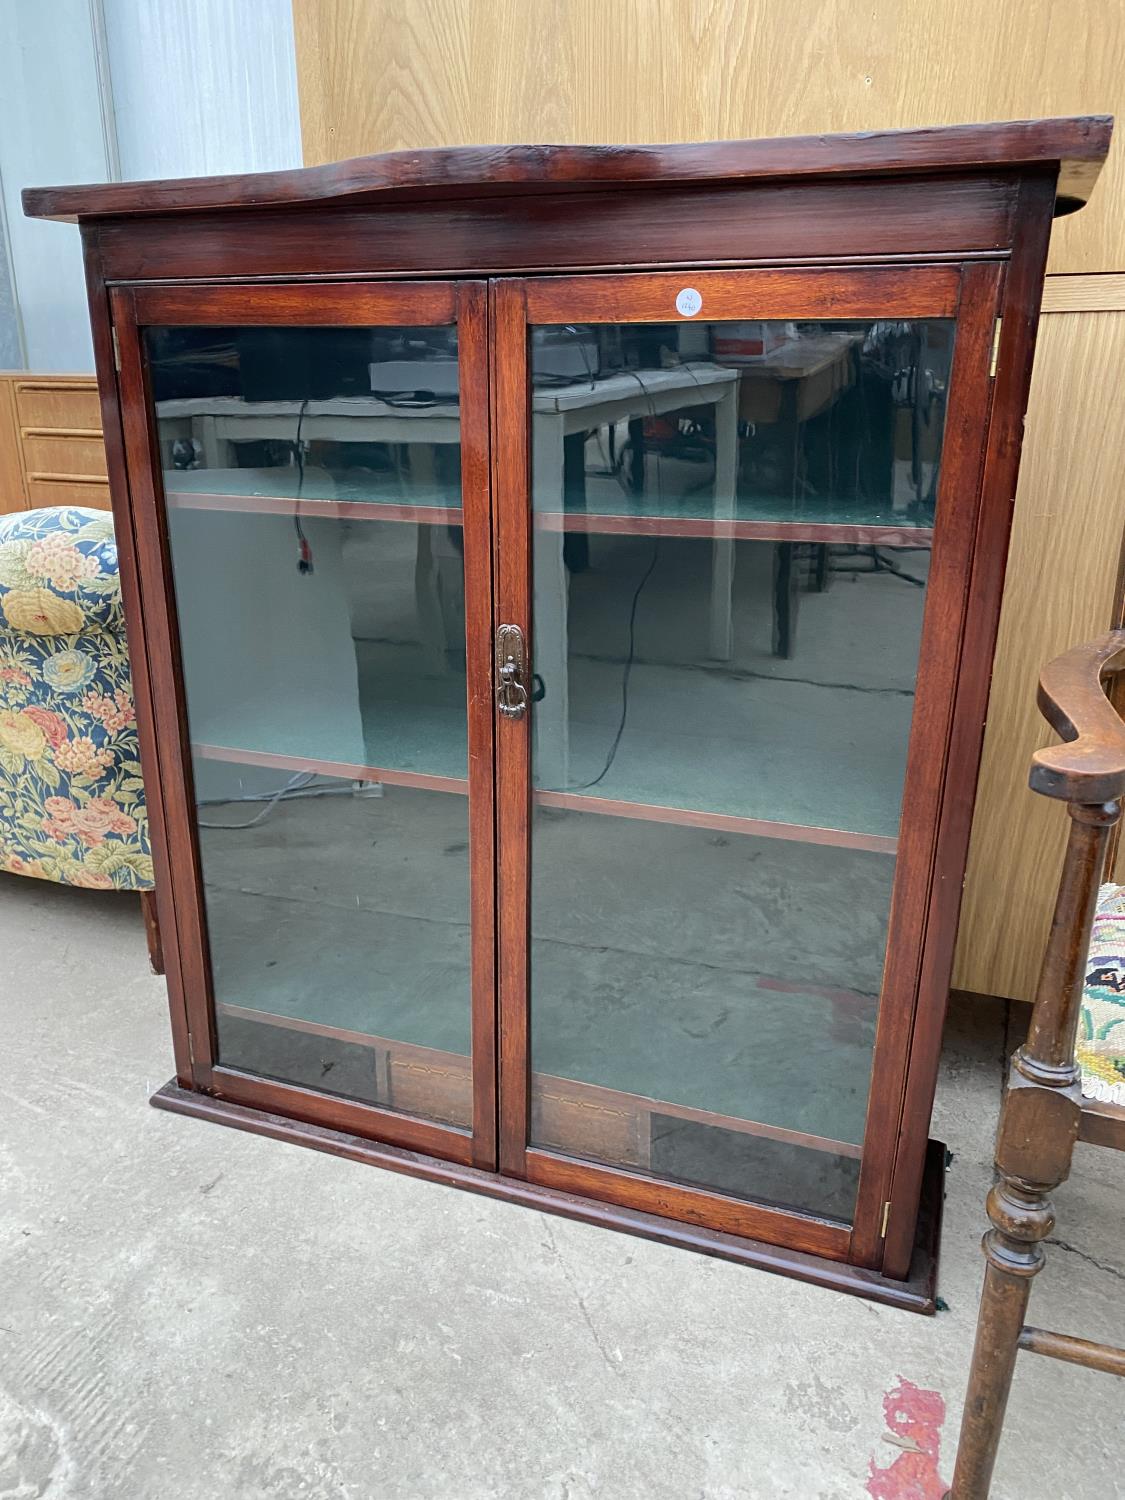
top-left (111, 327), bottom-right (121, 372)
top-left (880, 1200), bottom-right (892, 1238)
top-left (989, 318), bottom-right (1002, 378)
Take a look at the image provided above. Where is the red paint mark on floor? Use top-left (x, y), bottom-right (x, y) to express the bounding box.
top-left (755, 975), bottom-right (878, 1044)
top-left (866, 1377), bottom-right (948, 1499)
top-left (755, 975), bottom-right (875, 1008)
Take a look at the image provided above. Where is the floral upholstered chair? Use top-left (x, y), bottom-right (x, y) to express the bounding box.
top-left (0, 506), bottom-right (161, 970)
top-left (1078, 884), bottom-right (1125, 1153)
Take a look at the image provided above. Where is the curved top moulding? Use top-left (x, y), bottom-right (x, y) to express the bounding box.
top-left (22, 116), bottom-right (1113, 224)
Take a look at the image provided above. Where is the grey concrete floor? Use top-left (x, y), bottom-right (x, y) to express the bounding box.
top-left (2, 873), bottom-right (1123, 1499)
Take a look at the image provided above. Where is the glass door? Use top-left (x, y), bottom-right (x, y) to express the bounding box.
top-left (491, 265), bottom-right (1002, 1260)
top-left (112, 282), bottom-right (495, 1169)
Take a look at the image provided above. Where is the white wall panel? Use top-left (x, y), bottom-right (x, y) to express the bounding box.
top-left (0, 0), bottom-right (110, 371)
top-left (0, 0), bottom-right (301, 372)
top-left (102, 0), bottom-right (302, 182)
top-left (0, 179), bottom-right (26, 370)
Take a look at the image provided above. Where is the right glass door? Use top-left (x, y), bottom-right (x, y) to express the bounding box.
top-left (493, 265), bottom-right (1002, 1261)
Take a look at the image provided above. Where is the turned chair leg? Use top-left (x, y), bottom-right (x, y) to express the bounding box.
top-left (140, 889), bottom-right (164, 975)
top-left (947, 800), bottom-right (1119, 1497)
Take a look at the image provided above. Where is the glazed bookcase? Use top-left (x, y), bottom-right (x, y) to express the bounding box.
top-left (25, 117), bottom-right (1111, 1311)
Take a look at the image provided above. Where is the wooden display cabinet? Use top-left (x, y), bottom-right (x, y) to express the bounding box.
top-left (25, 117), bottom-right (1111, 1311)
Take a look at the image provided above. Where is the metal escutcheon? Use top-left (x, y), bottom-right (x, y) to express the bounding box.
top-left (495, 623), bottom-right (529, 719)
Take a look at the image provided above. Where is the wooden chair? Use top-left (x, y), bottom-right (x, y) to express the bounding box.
top-left (947, 630), bottom-right (1125, 1498)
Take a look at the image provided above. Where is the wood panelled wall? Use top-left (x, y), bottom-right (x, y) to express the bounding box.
top-left (293, 0), bottom-right (1123, 274)
top-left (0, 374), bottom-right (110, 514)
top-left (954, 307), bottom-right (1125, 998)
top-left (291, 0), bottom-right (1124, 1003)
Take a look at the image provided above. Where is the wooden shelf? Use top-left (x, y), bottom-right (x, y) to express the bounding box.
top-left (162, 478), bottom-right (930, 547)
top-left (534, 789), bottom-right (898, 853)
top-left (192, 739), bottom-right (896, 851)
top-left (192, 740), bottom-right (469, 795)
top-left (536, 512), bottom-right (934, 546)
top-left (217, 1002), bottom-right (863, 1161)
top-left (166, 489), bottom-right (463, 526)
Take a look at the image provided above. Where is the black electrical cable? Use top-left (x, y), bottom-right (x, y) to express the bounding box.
top-left (293, 397), bottom-right (312, 574)
top-left (870, 546), bottom-right (927, 587)
top-left (569, 536), bottom-right (661, 790)
top-left (567, 365), bottom-right (675, 792)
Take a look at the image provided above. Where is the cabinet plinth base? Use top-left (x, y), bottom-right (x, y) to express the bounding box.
top-left (151, 1079), bottom-right (944, 1314)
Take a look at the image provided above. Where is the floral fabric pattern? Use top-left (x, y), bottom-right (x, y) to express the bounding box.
top-left (1079, 883), bottom-right (1125, 1106)
top-left (0, 507), bottom-right (153, 891)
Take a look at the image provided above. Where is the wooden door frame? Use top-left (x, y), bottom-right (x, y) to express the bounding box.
top-left (109, 278), bottom-right (497, 1170)
top-left (879, 175), bottom-right (1058, 1278)
top-left (490, 261), bottom-right (1004, 1265)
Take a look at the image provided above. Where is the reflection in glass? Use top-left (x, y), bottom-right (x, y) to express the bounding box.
top-left (528, 319), bottom-right (954, 1220)
top-left (148, 325), bottom-right (472, 1128)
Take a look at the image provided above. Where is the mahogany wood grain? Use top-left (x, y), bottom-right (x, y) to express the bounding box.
top-left (152, 1079), bottom-right (944, 1312)
top-left (522, 264), bottom-right (962, 321)
top-left (165, 484), bottom-right (933, 547)
top-left (532, 790), bottom-right (898, 854)
top-left (39, 122), bottom-right (1103, 1295)
top-left (23, 118), bottom-right (1109, 222)
top-left (130, 280), bottom-right (456, 326)
top-left (456, 281), bottom-right (500, 1169)
top-left (853, 260), bottom-right (1005, 1271)
top-left (496, 260), bottom-right (1001, 1271)
top-left (165, 492), bottom-right (463, 526)
top-left (216, 1000), bottom-right (418, 1052)
top-left (110, 286), bottom-right (219, 1085)
top-left (190, 742), bottom-right (468, 795)
top-left (535, 512), bottom-right (934, 546)
top-left (140, 890), bottom-right (164, 976)
top-left (209, 1065), bottom-right (475, 1166)
top-left (83, 244), bottom-right (195, 1085)
top-left (113, 276), bottom-right (496, 1169)
top-left (217, 1004), bottom-right (862, 1160)
top-left (882, 179), bottom-right (1058, 1279)
top-left (87, 177), bottom-right (1017, 285)
top-left (535, 1079), bottom-right (864, 1162)
top-left (519, 1150), bottom-right (850, 1260)
top-left (490, 279), bottom-right (532, 1177)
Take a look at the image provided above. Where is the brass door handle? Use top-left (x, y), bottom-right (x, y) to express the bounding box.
top-left (495, 623), bottom-right (529, 719)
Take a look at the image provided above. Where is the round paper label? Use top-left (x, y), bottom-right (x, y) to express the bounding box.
top-left (675, 287), bottom-right (703, 317)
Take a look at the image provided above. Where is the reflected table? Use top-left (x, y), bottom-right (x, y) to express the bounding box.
top-left (737, 332), bottom-right (864, 657)
top-left (160, 372), bottom-right (742, 795)
top-left (531, 363), bottom-right (741, 787)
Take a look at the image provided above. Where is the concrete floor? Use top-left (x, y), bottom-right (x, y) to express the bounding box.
top-left (2, 874), bottom-right (1123, 1499)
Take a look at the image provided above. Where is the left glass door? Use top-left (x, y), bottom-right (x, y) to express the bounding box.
top-left (111, 282), bottom-right (495, 1169)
